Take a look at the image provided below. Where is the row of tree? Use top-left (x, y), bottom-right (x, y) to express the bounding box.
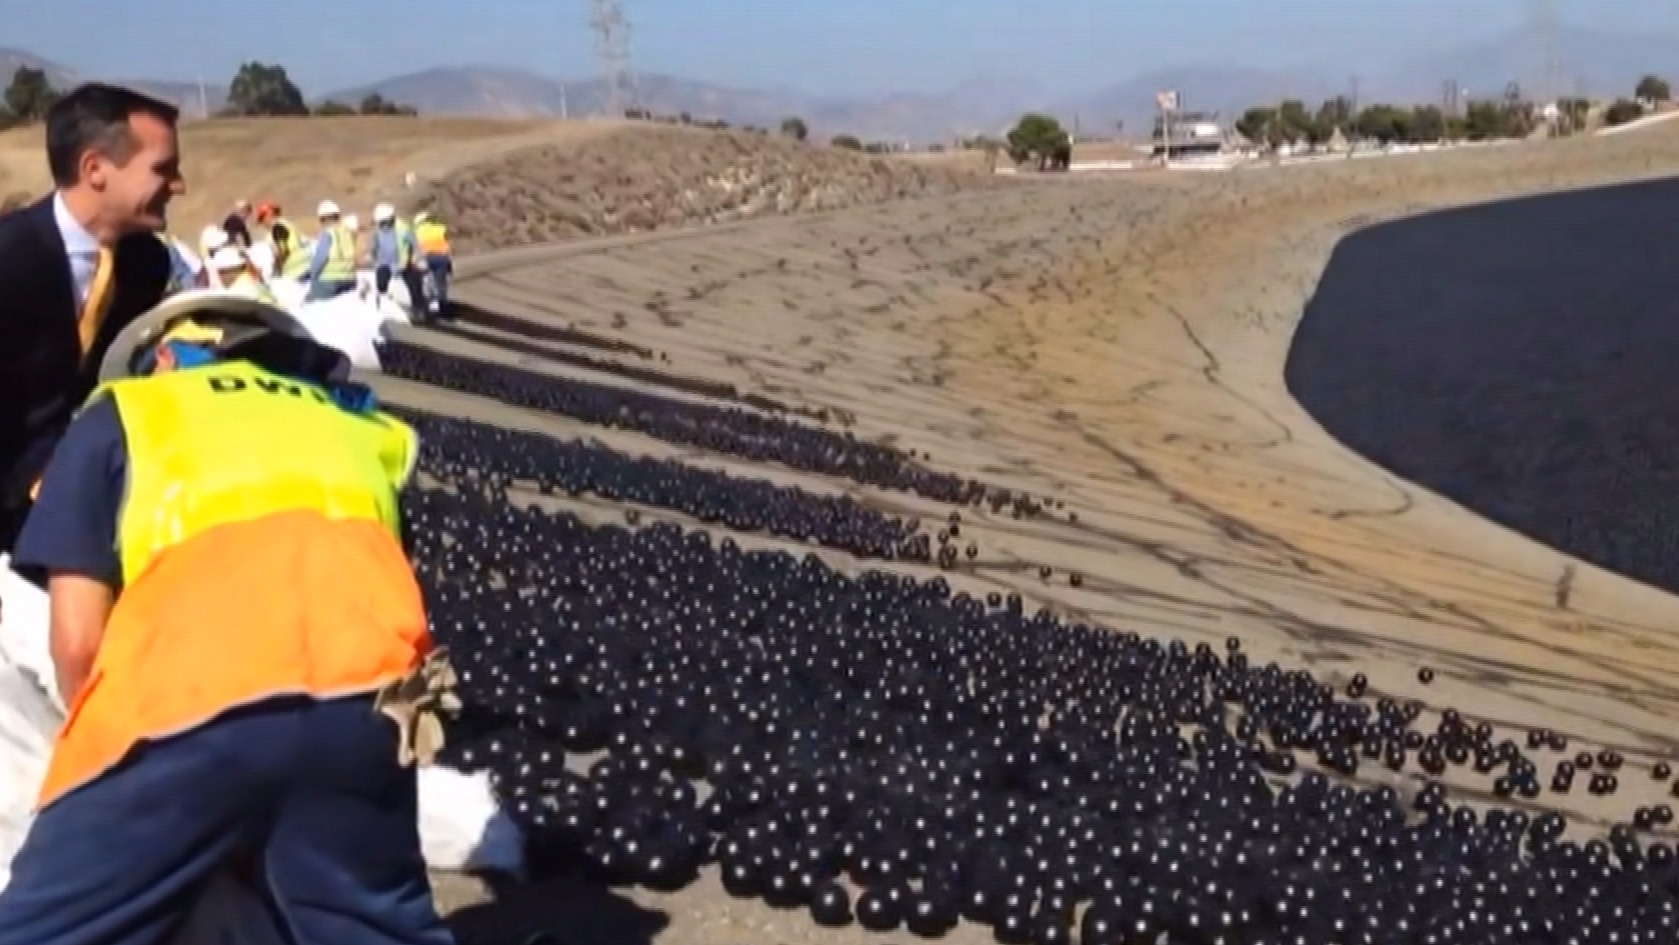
top-left (1215, 74), bottom-right (1679, 148)
top-left (1232, 96), bottom-right (1549, 146)
top-left (762, 116), bottom-right (902, 154)
top-left (0, 62), bottom-right (418, 131)
top-left (221, 62), bottom-right (417, 117)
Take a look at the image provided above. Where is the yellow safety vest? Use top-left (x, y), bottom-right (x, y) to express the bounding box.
top-left (37, 359), bottom-right (426, 809)
top-left (273, 218), bottom-right (310, 279)
top-left (394, 219), bottom-right (415, 269)
top-left (416, 220), bottom-right (450, 256)
top-left (98, 360), bottom-right (415, 584)
top-left (317, 224), bottom-right (357, 283)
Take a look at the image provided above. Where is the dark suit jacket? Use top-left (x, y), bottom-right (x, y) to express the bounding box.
top-left (0, 195), bottom-right (171, 552)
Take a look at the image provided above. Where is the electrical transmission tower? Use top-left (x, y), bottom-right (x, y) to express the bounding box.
top-left (590, 0), bottom-right (638, 117)
top-left (1531, 0), bottom-right (1559, 105)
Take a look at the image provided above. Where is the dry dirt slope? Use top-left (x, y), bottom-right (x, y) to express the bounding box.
top-left (0, 116), bottom-right (998, 243)
top-left (375, 125), bottom-right (1679, 942)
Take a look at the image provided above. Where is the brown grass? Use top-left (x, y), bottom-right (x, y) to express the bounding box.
top-left (0, 116), bottom-right (629, 237)
top-left (0, 115), bottom-right (997, 242)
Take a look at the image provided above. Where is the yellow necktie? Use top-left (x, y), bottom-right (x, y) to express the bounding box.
top-left (77, 246), bottom-right (115, 357)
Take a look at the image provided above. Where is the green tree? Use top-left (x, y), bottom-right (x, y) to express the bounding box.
top-left (830, 134), bottom-right (862, 150)
top-left (224, 62), bottom-right (308, 117)
top-left (1636, 75), bottom-right (1671, 102)
top-left (1554, 97), bottom-right (1591, 134)
top-left (1235, 106), bottom-right (1278, 146)
top-left (1409, 105), bottom-right (1445, 142)
top-left (358, 93), bottom-right (418, 116)
top-left (1606, 99), bottom-right (1647, 126)
top-left (1276, 99), bottom-right (1313, 142)
top-left (1005, 113), bottom-right (1070, 169)
top-left (779, 116), bottom-right (808, 141)
top-left (1460, 100), bottom-right (1534, 139)
top-left (313, 100), bottom-right (356, 116)
top-left (1355, 104), bottom-right (1417, 144)
top-left (1313, 96), bottom-right (1354, 141)
top-left (4, 67), bottom-right (59, 123)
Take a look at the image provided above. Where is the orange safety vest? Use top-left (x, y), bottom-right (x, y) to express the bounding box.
top-left (36, 359), bottom-right (430, 809)
top-left (415, 220), bottom-right (451, 257)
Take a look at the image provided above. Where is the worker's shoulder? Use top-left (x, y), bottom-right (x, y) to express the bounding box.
top-left (53, 394), bottom-right (126, 468)
top-left (91, 371), bottom-right (159, 399)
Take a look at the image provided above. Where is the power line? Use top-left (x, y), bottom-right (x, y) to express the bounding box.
top-left (590, 0), bottom-right (639, 117)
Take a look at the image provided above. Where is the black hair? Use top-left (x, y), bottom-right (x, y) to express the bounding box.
top-left (45, 83), bottom-right (180, 187)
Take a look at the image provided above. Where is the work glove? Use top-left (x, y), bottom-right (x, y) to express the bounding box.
top-left (373, 647), bottom-right (461, 767)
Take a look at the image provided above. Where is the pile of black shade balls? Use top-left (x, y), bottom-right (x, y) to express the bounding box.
top-left (426, 308), bottom-right (839, 425)
top-left (381, 340), bottom-right (998, 506)
top-left (387, 346), bottom-right (1679, 944)
top-left (396, 408), bottom-right (933, 562)
top-left (406, 474), bottom-right (1679, 945)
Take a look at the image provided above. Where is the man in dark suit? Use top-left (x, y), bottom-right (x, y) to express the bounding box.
top-left (0, 84), bottom-right (182, 554)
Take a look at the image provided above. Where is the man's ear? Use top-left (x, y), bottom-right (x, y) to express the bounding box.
top-left (77, 149), bottom-right (107, 191)
top-left (152, 344), bottom-right (177, 373)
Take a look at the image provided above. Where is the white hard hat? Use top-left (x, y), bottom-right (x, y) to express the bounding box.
top-left (200, 225), bottom-right (229, 251)
top-left (344, 214), bottom-right (360, 232)
top-left (372, 202), bottom-right (396, 223)
top-left (316, 199), bottom-right (341, 218)
top-left (414, 211), bottom-right (431, 224)
top-left (209, 246), bottom-right (246, 270)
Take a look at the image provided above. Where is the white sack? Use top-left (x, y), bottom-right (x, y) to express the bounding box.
top-left (418, 766), bottom-right (524, 875)
top-left (0, 664), bottom-right (286, 945)
top-left (245, 241), bottom-right (276, 277)
top-left (1, 557), bottom-right (522, 886)
top-left (0, 657), bottom-right (60, 886)
top-left (263, 268), bottom-right (413, 373)
top-left (0, 558), bottom-right (56, 710)
top-left (0, 559), bottom-right (288, 943)
top-left (289, 290), bottom-right (398, 372)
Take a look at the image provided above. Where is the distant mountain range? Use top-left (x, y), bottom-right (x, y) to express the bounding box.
top-left (323, 68), bottom-right (1040, 142)
top-left (0, 48), bottom-right (225, 116)
top-left (5, 26), bottom-right (1678, 142)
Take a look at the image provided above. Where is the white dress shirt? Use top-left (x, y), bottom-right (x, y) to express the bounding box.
top-left (51, 192), bottom-right (102, 310)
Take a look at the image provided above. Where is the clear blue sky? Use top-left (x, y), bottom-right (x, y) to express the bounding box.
top-left (8, 1), bottom-right (1673, 98)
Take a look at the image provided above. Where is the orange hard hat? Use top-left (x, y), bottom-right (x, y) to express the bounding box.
top-left (255, 202), bottom-right (277, 222)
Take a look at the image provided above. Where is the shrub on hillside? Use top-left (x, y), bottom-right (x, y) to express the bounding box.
top-left (1605, 99), bottom-right (1647, 126)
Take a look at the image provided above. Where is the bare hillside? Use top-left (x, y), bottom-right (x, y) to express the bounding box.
top-left (417, 124), bottom-right (1005, 253)
top-left (0, 117), bottom-right (999, 247)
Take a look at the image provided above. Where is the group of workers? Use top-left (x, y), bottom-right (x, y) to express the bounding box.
top-left (0, 83), bottom-right (457, 945)
top-left (158, 196), bottom-right (455, 320)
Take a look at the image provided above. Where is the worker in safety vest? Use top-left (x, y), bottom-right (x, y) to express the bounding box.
top-left (256, 202), bottom-right (310, 281)
top-left (0, 289), bottom-right (456, 945)
top-left (414, 211), bottom-right (453, 317)
top-left (371, 202), bottom-right (427, 317)
top-left (305, 199), bottom-right (358, 301)
top-left (209, 244), bottom-right (277, 304)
